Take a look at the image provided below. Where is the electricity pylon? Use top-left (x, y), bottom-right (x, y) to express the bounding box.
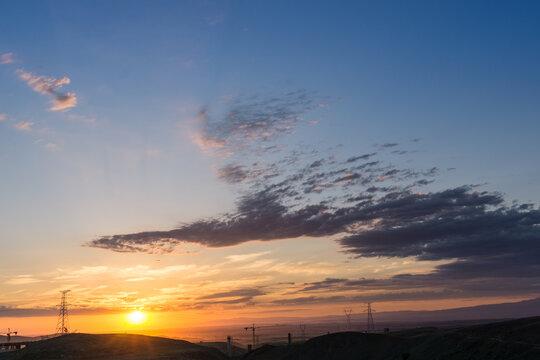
top-left (365, 302), bottom-right (375, 333)
top-left (56, 290), bottom-right (71, 335)
top-left (344, 308), bottom-right (353, 330)
top-left (299, 324), bottom-right (307, 341)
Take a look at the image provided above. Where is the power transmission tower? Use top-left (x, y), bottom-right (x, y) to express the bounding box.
top-left (365, 302), bottom-right (375, 333)
top-left (344, 308), bottom-right (353, 330)
top-left (56, 290), bottom-right (71, 335)
top-left (299, 324), bottom-right (307, 341)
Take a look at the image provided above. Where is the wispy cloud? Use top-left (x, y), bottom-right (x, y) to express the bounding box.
top-left (0, 113), bottom-right (6, 121)
top-left (45, 142), bottom-right (58, 150)
top-left (13, 121), bottom-right (34, 131)
top-left (226, 251), bottom-right (272, 262)
top-left (67, 113), bottom-right (96, 125)
top-left (5, 275), bottom-right (41, 285)
top-left (17, 69), bottom-right (77, 111)
top-left (190, 90), bottom-right (324, 156)
top-left (0, 53), bottom-right (14, 64)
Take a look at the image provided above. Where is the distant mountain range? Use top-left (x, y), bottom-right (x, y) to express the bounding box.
top-left (217, 297), bottom-right (540, 327)
top-left (362, 297), bottom-right (540, 323)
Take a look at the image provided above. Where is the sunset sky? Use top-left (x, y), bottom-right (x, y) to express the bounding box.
top-left (1, 1), bottom-right (540, 336)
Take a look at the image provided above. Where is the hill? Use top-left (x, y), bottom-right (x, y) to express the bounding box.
top-left (0, 333), bottom-right (227, 360)
top-left (241, 316), bottom-right (540, 360)
top-left (2, 317), bottom-right (540, 359)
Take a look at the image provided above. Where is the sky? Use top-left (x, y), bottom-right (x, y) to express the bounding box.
top-left (1, 0), bottom-right (540, 336)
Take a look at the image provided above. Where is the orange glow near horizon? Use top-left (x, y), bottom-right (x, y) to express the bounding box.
top-left (2, 295), bottom-right (534, 338)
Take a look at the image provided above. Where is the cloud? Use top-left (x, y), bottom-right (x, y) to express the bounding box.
top-left (125, 277), bottom-right (154, 282)
top-left (193, 288), bottom-right (265, 307)
top-left (197, 288), bottom-right (265, 300)
top-left (89, 186), bottom-right (493, 252)
top-left (88, 184), bottom-right (540, 300)
top-left (226, 251), bottom-right (272, 262)
top-left (216, 163), bottom-right (279, 184)
top-left (270, 290), bottom-right (463, 306)
top-left (345, 153), bottom-right (377, 163)
top-left (191, 90), bottom-right (323, 156)
top-left (50, 92), bottom-right (77, 111)
top-left (0, 113), bottom-right (6, 121)
top-left (14, 121), bottom-right (34, 131)
top-left (0, 305), bottom-right (114, 318)
top-left (67, 113), bottom-right (97, 125)
top-left (379, 142), bottom-right (398, 149)
top-left (5, 275), bottom-right (41, 285)
top-left (217, 164), bottom-right (248, 184)
top-left (17, 70), bottom-right (77, 111)
top-left (87, 87), bottom-right (540, 303)
top-left (0, 53), bottom-right (14, 64)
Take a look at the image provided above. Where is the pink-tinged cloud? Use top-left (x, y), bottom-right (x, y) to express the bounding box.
top-left (50, 92), bottom-right (77, 111)
top-left (0, 113), bottom-right (6, 121)
top-left (0, 53), bottom-right (14, 64)
top-left (17, 69), bottom-right (77, 111)
top-left (14, 121), bottom-right (34, 131)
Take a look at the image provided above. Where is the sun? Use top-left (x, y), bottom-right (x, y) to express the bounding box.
top-left (124, 311), bottom-right (149, 326)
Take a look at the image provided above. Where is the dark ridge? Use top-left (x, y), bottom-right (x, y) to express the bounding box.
top-left (2, 317), bottom-right (540, 360)
top-left (241, 316), bottom-right (540, 360)
top-left (0, 333), bottom-right (227, 360)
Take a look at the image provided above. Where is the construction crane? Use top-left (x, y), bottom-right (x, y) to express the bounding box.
top-left (5, 328), bottom-right (17, 343)
top-left (244, 324), bottom-right (259, 349)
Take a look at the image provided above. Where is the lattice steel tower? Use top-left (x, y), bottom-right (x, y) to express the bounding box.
top-left (56, 290), bottom-right (71, 335)
top-left (366, 302), bottom-right (375, 333)
top-left (344, 308), bottom-right (353, 330)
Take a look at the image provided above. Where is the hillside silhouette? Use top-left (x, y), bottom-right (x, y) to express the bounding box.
top-left (242, 316), bottom-right (540, 360)
top-left (1, 317), bottom-right (539, 360)
top-left (0, 333), bottom-right (227, 360)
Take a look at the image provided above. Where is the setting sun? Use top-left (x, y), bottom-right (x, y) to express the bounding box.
top-left (124, 311), bottom-right (149, 326)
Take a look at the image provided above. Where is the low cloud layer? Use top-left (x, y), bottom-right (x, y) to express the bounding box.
top-left (17, 70), bottom-right (77, 111)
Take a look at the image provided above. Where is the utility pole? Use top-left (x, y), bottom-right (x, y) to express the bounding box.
top-left (344, 308), bottom-right (353, 330)
top-left (226, 335), bottom-right (232, 358)
top-left (366, 302), bottom-right (375, 333)
top-left (244, 324), bottom-right (258, 349)
top-left (56, 290), bottom-right (71, 335)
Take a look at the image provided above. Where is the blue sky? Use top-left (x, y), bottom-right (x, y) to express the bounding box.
top-left (1, 0), bottom-right (540, 334)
